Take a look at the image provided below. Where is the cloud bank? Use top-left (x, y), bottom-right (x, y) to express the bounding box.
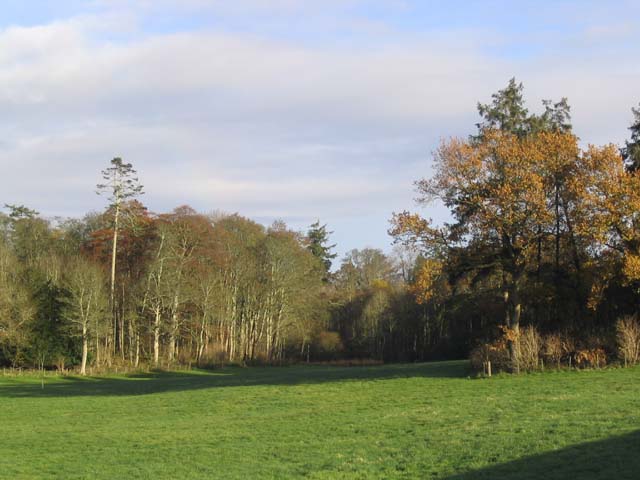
top-left (0, 1), bottom-right (638, 258)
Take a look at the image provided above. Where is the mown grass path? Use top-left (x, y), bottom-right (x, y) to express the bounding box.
top-left (1, 361), bottom-right (639, 479)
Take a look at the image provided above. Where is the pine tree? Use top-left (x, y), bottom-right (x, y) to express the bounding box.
top-left (306, 220), bottom-right (337, 273)
top-left (477, 78), bottom-right (572, 138)
top-left (96, 158), bottom-right (143, 356)
top-left (476, 77), bottom-right (530, 138)
top-left (622, 104), bottom-right (640, 172)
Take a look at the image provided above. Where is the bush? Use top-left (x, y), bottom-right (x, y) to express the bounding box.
top-left (516, 326), bottom-right (541, 371)
top-left (616, 315), bottom-right (640, 366)
top-left (313, 331), bottom-right (343, 360)
top-left (543, 333), bottom-right (563, 368)
top-left (574, 348), bottom-right (607, 368)
top-left (560, 335), bottom-right (576, 366)
top-left (470, 324), bottom-right (628, 373)
top-left (469, 341), bottom-right (510, 374)
top-left (469, 343), bottom-right (489, 372)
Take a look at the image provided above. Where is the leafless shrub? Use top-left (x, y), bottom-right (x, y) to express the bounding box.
top-left (469, 341), bottom-right (510, 374)
top-left (574, 347), bottom-right (607, 368)
top-left (516, 325), bottom-right (542, 371)
top-left (616, 315), bottom-right (640, 366)
top-left (561, 335), bottom-right (576, 366)
top-left (544, 333), bottom-right (563, 368)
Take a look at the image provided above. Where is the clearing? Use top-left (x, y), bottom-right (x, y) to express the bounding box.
top-left (1, 361), bottom-right (639, 479)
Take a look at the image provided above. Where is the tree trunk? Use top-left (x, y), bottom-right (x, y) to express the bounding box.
top-left (503, 270), bottom-right (521, 374)
top-left (134, 332), bottom-right (140, 368)
top-left (508, 286), bottom-right (521, 374)
top-left (197, 319), bottom-right (206, 365)
top-left (553, 184), bottom-right (561, 325)
top-left (95, 316), bottom-right (100, 367)
top-left (168, 308), bottom-right (178, 363)
top-left (153, 306), bottom-right (161, 366)
top-left (81, 324), bottom-right (88, 376)
top-left (110, 202), bottom-right (120, 356)
top-left (555, 184), bottom-right (561, 274)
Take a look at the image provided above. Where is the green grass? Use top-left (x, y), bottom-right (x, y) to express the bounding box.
top-left (1, 361), bottom-right (639, 479)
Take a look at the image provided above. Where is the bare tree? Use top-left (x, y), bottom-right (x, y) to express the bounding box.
top-left (62, 258), bottom-right (109, 375)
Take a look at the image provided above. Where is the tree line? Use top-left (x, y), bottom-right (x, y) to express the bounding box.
top-left (0, 188), bottom-right (440, 372)
top-left (391, 78), bottom-right (640, 372)
top-left (1, 78), bottom-right (639, 373)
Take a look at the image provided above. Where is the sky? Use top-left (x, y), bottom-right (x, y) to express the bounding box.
top-left (1, 0), bottom-right (639, 261)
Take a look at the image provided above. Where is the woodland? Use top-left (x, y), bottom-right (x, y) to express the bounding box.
top-left (1, 79), bottom-right (640, 375)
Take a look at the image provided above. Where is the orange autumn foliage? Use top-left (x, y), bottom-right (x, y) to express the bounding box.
top-left (409, 258), bottom-right (445, 304)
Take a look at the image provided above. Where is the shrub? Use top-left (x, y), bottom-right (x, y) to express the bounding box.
top-left (561, 335), bottom-right (576, 366)
top-left (574, 347), bottom-right (607, 368)
top-left (313, 331), bottom-right (343, 360)
top-left (516, 326), bottom-right (541, 372)
top-left (54, 355), bottom-right (67, 372)
top-left (616, 315), bottom-right (640, 366)
top-left (543, 333), bottom-right (563, 368)
top-left (469, 340), bottom-right (510, 374)
top-left (309, 359), bottom-right (383, 367)
top-left (469, 343), bottom-right (490, 372)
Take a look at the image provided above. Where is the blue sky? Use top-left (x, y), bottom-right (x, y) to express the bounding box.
top-left (0, 0), bottom-right (638, 261)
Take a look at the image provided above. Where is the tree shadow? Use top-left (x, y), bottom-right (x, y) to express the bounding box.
top-left (0, 360), bottom-right (469, 398)
top-left (444, 429), bottom-right (640, 480)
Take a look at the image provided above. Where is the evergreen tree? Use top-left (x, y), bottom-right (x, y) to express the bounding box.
top-left (532, 98), bottom-right (572, 133)
top-left (306, 220), bottom-right (337, 273)
top-left (622, 104), bottom-right (640, 172)
top-left (96, 158), bottom-right (144, 356)
top-left (477, 78), bottom-right (572, 138)
top-left (476, 77), bottom-right (530, 138)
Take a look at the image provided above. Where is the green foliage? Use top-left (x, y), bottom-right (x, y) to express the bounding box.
top-left (1, 205), bottom-right (52, 264)
top-left (537, 97), bottom-right (572, 133)
top-left (0, 241), bottom-right (34, 366)
top-left (476, 77), bottom-right (572, 139)
top-left (26, 277), bottom-right (77, 369)
top-left (306, 220), bottom-right (337, 273)
top-left (1, 362), bottom-right (639, 479)
top-left (622, 104), bottom-right (640, 172)
top-left (96, 157), bottom-right (144, 204)
top-left (3, 204), bottom-right (39, 220)
top-left (477, 78), bottom-right (530, 137)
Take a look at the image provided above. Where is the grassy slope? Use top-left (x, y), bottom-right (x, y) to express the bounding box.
top-left (0, 361), bottom-right (639, 479)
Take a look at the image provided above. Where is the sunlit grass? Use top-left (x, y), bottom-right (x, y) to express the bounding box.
top-left (1, 362), bottom-right (638, 479)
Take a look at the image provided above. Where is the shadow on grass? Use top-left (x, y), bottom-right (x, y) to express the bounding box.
top-left (445, 429), bottom-right (640, 480)
top-left (0, 360), bottom-right (469, 398)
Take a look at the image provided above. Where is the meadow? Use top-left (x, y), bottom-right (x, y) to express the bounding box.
top-left (1, 361), bottom-right (639, 479)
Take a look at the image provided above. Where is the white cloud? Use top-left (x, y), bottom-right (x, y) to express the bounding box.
top-left (0, 4), bottom-right (638, 257)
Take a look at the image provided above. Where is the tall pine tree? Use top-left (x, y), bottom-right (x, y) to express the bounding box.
top-left (306, 220), bottom-right (337, 274)
top-left (622, 104), bottom-right (640, 172)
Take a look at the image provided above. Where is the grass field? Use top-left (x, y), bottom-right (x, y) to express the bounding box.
top-left (1, 361), bottom-right (639, 479)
